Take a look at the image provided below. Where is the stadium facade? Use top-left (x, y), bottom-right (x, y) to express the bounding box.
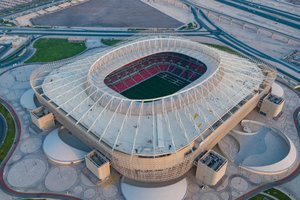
top-left (30, 36), bottom-right (276, 183)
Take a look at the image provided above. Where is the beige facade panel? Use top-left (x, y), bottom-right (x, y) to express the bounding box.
top-left (260, 94), bottom-right (285, 118)
top-left (86, 150), bottom-right (110, 180)
top-left (30, 106), bottom-right (55, 131)
top-left (195, 150), bottom-right (227, 186)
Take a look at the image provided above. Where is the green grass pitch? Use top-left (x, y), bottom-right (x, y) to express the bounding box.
top-left (121, 72), bottom-right (190, 100)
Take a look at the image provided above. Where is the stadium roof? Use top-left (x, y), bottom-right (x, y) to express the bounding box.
top-left (32, 36), bottom-right (273, 156)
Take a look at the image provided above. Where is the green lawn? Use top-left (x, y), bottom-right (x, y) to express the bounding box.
top-left (25, 38), bottom-right (86, 63)
top-left (203, 43), bottom-right (242, 56)
top-left (101, 38), bottom-right (123, 46)
top-left (295, 86), bottom-right (300, 92)
top-left (0, 104), bottom-right (16, 163)
top-left (264, 188), bottom-right (291, 200)
top-left (249, 194), bottom-right (274, 200)
top-left (179, 22), bottom-right (197, 30)
top-left (121, 72), bottom-right (189, 100)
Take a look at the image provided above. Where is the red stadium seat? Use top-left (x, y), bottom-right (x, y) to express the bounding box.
top-left (103, 52), bottom-right (207, 93)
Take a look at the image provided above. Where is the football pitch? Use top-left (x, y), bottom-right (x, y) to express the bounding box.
top-left (121, 72), bottom-right (190, 100)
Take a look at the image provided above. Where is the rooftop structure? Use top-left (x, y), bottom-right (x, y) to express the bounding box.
top-left (30, 106), bottom-right (55, 131)
top-left (267, 94), bottom-right (284, 105)
top-left (260, 94), bottom-right (285, 118)
top-left (200, 151), bottom-right (226, 172)
top-left (85, 150), bottom-right (110, 181)
top-left (196, 150), bottom-right (228, 186)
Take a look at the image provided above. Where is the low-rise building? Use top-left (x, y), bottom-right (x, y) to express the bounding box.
top-left (85, 150), bottom-right (110, 181)
top-left (195, 150), bottom-right (227, 186)
top-left (30, 106), bottom-right (55, 131)
top-left (260, 94), bottom-right (285, 118)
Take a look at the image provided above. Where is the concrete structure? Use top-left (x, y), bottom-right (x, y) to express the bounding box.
top-left (43, 128), bottom-right (89, 164)
top-left (85, 150), bottom-right (110, 181)
top-left (195, 150), bottom-right (227, 186)
top-left (30, 106), bottom-right (55, 131)
top-left (260, 94), bottom-right (285, 118)
top-left (121, 177), bottom-right (187, 200)
top-left (219, 120), bottom-right (297, 175)
top-left (68, 36), bottom-right (86, 43)
top-left (20, 89), bottom-right (36, 110)
top-left (271, 82), bottom-right (284, 98)
top-left (30, 36), bottom-right (276, 183)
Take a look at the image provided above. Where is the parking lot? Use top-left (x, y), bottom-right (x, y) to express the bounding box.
top-left (31, 0), bottom-right (183, 28)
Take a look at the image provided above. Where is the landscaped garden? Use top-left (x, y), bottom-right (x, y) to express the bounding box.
top-left (101, 38), bottom-right (123, 46)
top-left (25, 38), bottom-right (86, 63)
top-left (249, 188), bottom-right (291, 200)
top-left (203, 43), bottom-right (242, 56)
top-left (0, 103), bottom-right (16, 163)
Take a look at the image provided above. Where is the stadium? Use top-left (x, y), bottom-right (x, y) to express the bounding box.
top-left (30, 36), bottom-right (276, 183)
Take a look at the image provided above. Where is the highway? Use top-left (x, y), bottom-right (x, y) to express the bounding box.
top-left (177, 3), bottom-right (300, 43)
top-left (0, 26), bottom-right (212, 37)
top-left (0, 1), bottom-right (299, 83)
top-left (1, 20), bottom-right (299, 82)
top-left (237, 0), bottom-right (300, 21)
top-left (0, 37), bottom-right (34, 68)
top-left (184, 0), bottom-right (300, 82)
top-left (215, 0), bottom-right (300, 29)
top-left (0, 0), bottom-right (66, 19)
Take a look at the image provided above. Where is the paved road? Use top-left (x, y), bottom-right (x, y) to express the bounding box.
top-left (0, 0), bottom-right (65, 19)
top-left (0, 26), bottom-right (212, 37)
top-left (0, 44), bottom-right (12, 59)
top-left (1, 25), bottom-right (299, 83)
top-left (0, 97), bottom-right (81, 200)
top-left (216, 0), bottom-right (300, 29)
top-left (183, 3), bottom-right (300, 43)
top-left (237, 0), bottom-right (300, 20)
top-left (0, 36), bottom-right (34, 68)
top-left (185, 2), bottom-right (300, 83)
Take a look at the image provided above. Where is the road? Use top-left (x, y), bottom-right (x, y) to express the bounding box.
top-left (236, 0), bottom-right (300, 20)
top-left (189, 3), bottom-right (300, 43)
top-left (0, 26), bottom-right (212, 37)
top-left (0, 0), bottom-right (66, 19)
top-left (184, 1), bottom-right (300, 83)
top-left (0, 36), bottom-right (35, 68)
top-left (215, 0), bottom-right (300, 29)
top-left (0, 96), bottom-right (81, 200)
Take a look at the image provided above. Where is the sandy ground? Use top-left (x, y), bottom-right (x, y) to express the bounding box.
top-left (141, 0), bottom-right (194, 24)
